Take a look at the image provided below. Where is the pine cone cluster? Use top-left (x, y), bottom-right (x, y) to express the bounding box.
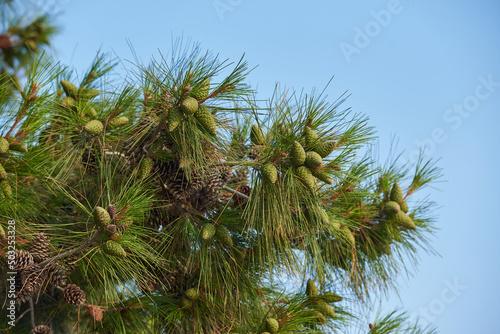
top-left (63, 284), bottom-right (86, 306)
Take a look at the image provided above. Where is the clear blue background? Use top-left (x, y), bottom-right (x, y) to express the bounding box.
top-left (44, 0), bottom-right (500, 332)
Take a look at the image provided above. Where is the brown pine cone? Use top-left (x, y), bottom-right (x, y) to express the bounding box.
top-left (88, 305), bottom-right (104, 322)
top-left (30, 325), bottom-right (54, 334)
top-left (47, 264), bottom-right (67, 287)
top-left (15, 250), bottom-right (34, 271)
top-left (30, 233), bottom-right (51, 263)
top-left (63, 284), bottom-right (86, 306)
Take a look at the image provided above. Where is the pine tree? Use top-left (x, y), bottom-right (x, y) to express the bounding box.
top-left (0, 25), bottom-right (442, 334)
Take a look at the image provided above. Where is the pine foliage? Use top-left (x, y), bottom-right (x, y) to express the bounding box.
top-left (0, 41), bottom-right (441, 333)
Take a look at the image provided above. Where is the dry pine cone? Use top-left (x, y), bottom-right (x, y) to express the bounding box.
top-left (63, 284), bottom-right (86, 306)
top-left (30, 325), bottom-right (54, 334)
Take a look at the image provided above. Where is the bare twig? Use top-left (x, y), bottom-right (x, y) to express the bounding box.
top-left (29, 298), bottom-right (35, 328)
top-left (223, 186), bottom-right (249, 200)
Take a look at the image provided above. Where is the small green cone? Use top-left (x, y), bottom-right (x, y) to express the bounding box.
top-left (0, 138), bottom-right (9, 153)
top-left (312, 310), bottom-right (327, 325)
top-left (0, 179), bottom-right (11, 198)
top-left (313, 141), bottom-right (336, 158)
top-left (102, 240), bottom-right (126, 258)
top-left (79, 88), bottom-right (100, 101)
top-left (383, 201), bottom-right (400, 216)
top-left (85, 107), bottom-right (98, 119)
top-left (84, 120), bottom-right (104, 136)
top-left (261, 163), bottom-right (278, 184)
top-left (340, 226), bottom-right (355, 246)
top-left (290, 141), bottom-right (306, 166)
top-left (296, 166), bottom-right (316, 190)
top-left (180, 96), bottom-right (199, 115)
top-left (201, 223), bottom-right (216, 240)
top-left (316, 300), bottom-right (335, 318)
top-left (167, 107), bottom-right (183, 132)
top-left (0, 163), bottom-right (7, 180)
top-left (179, 297), bottom-right (192, 309)
top-left (190, 78), bottom-right (210, 100)
top-left (306, 279), bottom-right (318, 297)
top-left (9, 143), bottom-right (27, 153)
top-left (304, 126), bottom-right (318, 146)
top-left (194, 105), bottom-right (217, 136)
top-left (107, 116), bottom-right (129, 130)
top-left (400, 201), bottom-right (409, 213)
top-left (139, 158), bottom-right (153, 179)
top-left (250, 124), bottom-right (267, 146)
top-left (185, 288), bottom-right (199, 301)
top-left (60, 96), bottom-right (77, 110)
top-left (215, 225), bottom-right (233, 247)
top-left (323, 291), bottom-right (343, 303)
top-left (311, 168), bottom-right (333, 184)
top-left (0, 224), bottom-right (5, 238)
top-left (390, 182), bottom-right (404, 203)
top-left (93, 206), bottom-right (111, 227)
top-left (60, 80), bottom-right (78, 98)
top-left (265, 318), bottom-right (279, 334)
top-left (393, 211), bottom-right (416, 229)
top-left (305, 151), bottom-right (323, 168)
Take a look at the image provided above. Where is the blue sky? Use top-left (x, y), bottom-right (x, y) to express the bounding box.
top-left (43, 0), bottom-right (500, 332)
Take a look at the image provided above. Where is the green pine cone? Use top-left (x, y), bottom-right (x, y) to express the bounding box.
top-left (323, 291), bottom-right (343, 303)
top-left (85, 107), bottom-right (98, 119)
top-left (290, 141), bottom-right (306, 166)
top-left (265, 318), bottom-right (279, 334)
top-left (102, 240), bottom-right (126, 258)
top-left (400, 201), bottom-right (409, 213)
top-left (93, 206), bottom-right (111, 226)
top-left (179, 297), bottom-right (193, 309)
top-left (107, 116), bottom-right (129, 130)
top-left (305, 151), bottom-right (323, 168)
top-left (215, 225), bottom-right (233, 247)
top-left (393, 211), bottom-right (416, 229)
top-left (383, 201), bottom-right (400, 216)
top-left (180, 96), bottom-right (199, 115)
top-left (167, 107), bottom-right (184, 132)
top-left (0, 224), bottom-right (5, 238)
top-left (304, 126), bottom-right (318, 146)
top-left (261, 163), bottom-right (278, 184)
top-left (79, 88), bottom-right (100, 101)
top-left (185, 288), bottom-right (199, 301)
top-left (0, 163), bottom-right (7, 180)
top-left (190, 78), bottom-right (210, 100)
top-left (0, 138), bottom-right (9, 154)
top-left (194, 105), bottom-right (217, 136)
top-left (313, 141), bottom-right (336, 158)
top-left (390, 182), bottom-right (404, 203)
top-left (306, 279), bottom-right (318, 297)
top-left (60, 96), bottom-right (77, 110)
top-left (201, 223), bottom-right (216, 240)
top-left (0, 179), bottom-right (11, 198)
top-left (9, 143), bottom-right (27, 153)
top-left (296, 166), bottom-right (316, 190)
top-left (310, 168), bottom-right (333, 184)
top-left (316, 300), bottom-right (335, 318)
top-left (60, 80), bottom-right (78, 98)
top-left (139, 158), bottom-right (153, 179)
top-left (340, 226), bottom-right (355, 246)
top-left (84, 120), bottom-right (104, 136)
top-left (250, 124), bottom-right (267, 146)
top-left (312, 310), bottom-right (327, 325)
